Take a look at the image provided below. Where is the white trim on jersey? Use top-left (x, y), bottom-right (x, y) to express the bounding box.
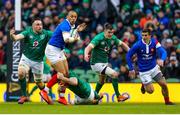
top-left (156, 42), bottom-right (161, 48)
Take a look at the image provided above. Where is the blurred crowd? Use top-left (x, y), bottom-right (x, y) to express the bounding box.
top-left (0, 0), bottom-right (179, 82)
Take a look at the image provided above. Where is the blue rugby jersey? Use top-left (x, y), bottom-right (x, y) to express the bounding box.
top-left (126, 38), bottom-right (167, 72)
top-left (48, 19), bottom-right (73, 49)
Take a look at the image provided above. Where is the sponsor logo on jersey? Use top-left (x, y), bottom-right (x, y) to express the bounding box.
top-left (142, 53), bottom-right (153, 60)
top-left (40, 34), bottom-right (45, 40)
top-left (101, 41), bottom-right (105, 45)
top-left (30, 35), bottom-right (33, 39)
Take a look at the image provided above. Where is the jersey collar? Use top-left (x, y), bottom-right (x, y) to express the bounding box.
top-left (141, 39), bottom-right (152, 46)
top-left (66, 19), bottom-right (75, 29)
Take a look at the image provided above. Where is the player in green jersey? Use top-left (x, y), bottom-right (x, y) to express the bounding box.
top-left (44, 70), bottom-right (103, 105)
top-left (84, 23), bottom-right (130, 102)
top-left (10, 18), bottom-right (53, 104)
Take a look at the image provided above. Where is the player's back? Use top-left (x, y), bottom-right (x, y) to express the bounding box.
top-left (68, 71), bottom-right (91, 98)
top-left (48, 19), bottom-right (71, 49)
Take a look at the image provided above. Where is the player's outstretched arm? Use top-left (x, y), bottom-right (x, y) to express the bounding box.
top-left (58, 73), bottom-right (78, 86)
top-left (120, 41), bottom-right (130, 52)
top-left (10, 28), bottom-right (24, 41)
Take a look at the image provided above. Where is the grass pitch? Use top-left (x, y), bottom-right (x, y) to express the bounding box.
top-left (0, 102), bottom-right (179, 114)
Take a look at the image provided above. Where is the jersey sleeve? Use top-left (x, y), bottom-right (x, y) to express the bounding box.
top-left (20, 30), bottom-right (28, 38)
top-left (157, 47), bottom-right (167, 61)
top-left (61, 23), bottom-right (71, 32)
top-left (126, 42), bottom-right (139, 71)
top-left (114, 35), bottom-right (122, 46)
top-left (90, 35), bottom-right (101, 47)
top-left (155, 38), bottom-right (161, 48)
top-left (47, 31), bottom-right (53, 40)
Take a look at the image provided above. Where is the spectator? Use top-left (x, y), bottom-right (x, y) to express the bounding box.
top-left (164, 55), bottom-right (180, 79)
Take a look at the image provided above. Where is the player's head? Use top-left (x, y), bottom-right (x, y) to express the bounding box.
top-left (142, 29), bottom-right (151, 40)
top-left (32, 18), bottom-right (43, 33)
top-left (104, 23), bottom-right (114, 39)
top-left (67, 10), bottom-right (78, 25)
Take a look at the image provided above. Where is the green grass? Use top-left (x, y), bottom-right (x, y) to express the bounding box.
top-left (0, 102), bottom-right (179, 114)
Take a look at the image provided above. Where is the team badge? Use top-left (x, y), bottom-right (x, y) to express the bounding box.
top-left (151, 48), bottom-right (154, 52)
top-left (33, 41), bottom-right (39, 47)
top-left (111, 41), bottom-right (114, 45)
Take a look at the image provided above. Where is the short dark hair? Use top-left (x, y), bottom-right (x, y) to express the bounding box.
top-left (31, 17), bottom-right (42, 24)
top-left (142, 29), bottom-right (151, 35)
top-left (104, 23), bottom-right (113, 30)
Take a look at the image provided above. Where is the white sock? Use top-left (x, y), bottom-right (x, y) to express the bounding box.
top-left (44, 86), bottom-right (49, 92)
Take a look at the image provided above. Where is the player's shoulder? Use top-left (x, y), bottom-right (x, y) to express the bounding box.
top-left (23, 27), bottom-right (32, 32)
top-left (93, 32), bottom-right (104, 40)
top-left (111, 35), bottom-right (119, 40)
top-left (20, 27), bottom-right (31, 35)
top-left (61, 20), bottom-right (70, 27)
top-left (60, 20), bottom-right (71, 30)
top-left (134, 40), bottom-right (142, 46)
top-left (151, 37), bottom-right (159, 45)
top-left (42, 29), bottom-right (52, 34)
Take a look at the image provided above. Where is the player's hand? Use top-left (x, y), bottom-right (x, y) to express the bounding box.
top-left (132, 54), bottom-right (137, 62)
top-left (77, 23), bottom-right (87, 32)
top-left (10, 28), bottom-right (15, 36)
top-left (157, 59), bottom-right (164, 67)
top-left (128, 70), bottom-right (136, 79)
top-left (74, 33), bottom-right (80, 41)
top-left (84, 53), bottom-right (90, 62)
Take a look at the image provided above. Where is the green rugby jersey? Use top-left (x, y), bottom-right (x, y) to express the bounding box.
top-left (68, 71), bottom-right (91, 98)
top-left (20, 27), bottom-right (52, 62)
top-left (90, 32), bottom-right (121, 64)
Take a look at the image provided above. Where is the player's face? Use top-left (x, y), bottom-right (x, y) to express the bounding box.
top-left (104, 29), bottom-right (114, 39)
top-left (142, 32), bottom-right (150, 40)
top-left (67, 12), bottom-right (77, 25)
top-left (32, 20), bottom-right (43, 33)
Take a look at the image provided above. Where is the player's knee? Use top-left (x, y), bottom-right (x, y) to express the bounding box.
top-left (112, 72), bottom-right (119, 78)
top-left (105, 67), bottom-right (118, 78)
top-left (146, 88), bottom-right (154, 94)
top-left (18, 69), bottom-right (26, 79)
top-left (160, 82), bottom-right (167, 89)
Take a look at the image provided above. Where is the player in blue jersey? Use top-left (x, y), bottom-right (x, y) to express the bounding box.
top-left (126, 29), bottom-right (174, 105)
top-left (40, 10), bottom-right (87, 105)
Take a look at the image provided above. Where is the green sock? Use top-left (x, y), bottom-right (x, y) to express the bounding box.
top-left (112, 78), bottom-right (120, 97)
top-left (19, 77), bottom-right (27, 96)
top-left (49, 88), bottom-right (53, 98)
top-left (95, 82), bottom-right (103, 93)
top-left (29, 85), bottom-right (38, 96)
top-left (94, 91), bottom-right (100, 99)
